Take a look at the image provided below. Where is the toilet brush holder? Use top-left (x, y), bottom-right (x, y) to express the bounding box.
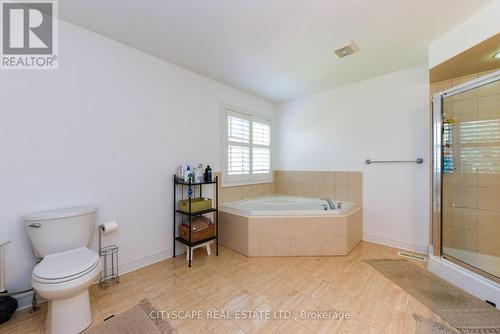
top-left (98, 224), bottom-right (119, 287)
top-left (99, 245), bottom-right (119, 286)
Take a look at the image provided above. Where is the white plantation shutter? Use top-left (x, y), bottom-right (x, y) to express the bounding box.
top-left (252, 122), bottom-right (271, 146)
top-left (228, 145), bottom-right (250, 175)
top-left (252, 121), bottom-right (271, 174)
top-left (224, 108), bottom-right (272, 184)
top-left (252, 147), bottom-right (271, 174)
top-left (228, 114), bottom-right (250, 144)
top-left (227, 112), bottom-right (251, 176)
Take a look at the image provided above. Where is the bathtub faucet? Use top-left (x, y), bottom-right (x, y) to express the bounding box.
top-left (320, 197), bottom-right (335, 210)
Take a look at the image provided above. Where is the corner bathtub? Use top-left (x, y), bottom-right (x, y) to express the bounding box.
top-left (219, 196), bottom-right (362, 257)
top-left (220, 196), bottom-right (354, 216)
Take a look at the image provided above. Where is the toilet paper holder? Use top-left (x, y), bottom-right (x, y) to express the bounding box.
top-left (98, 223), bottom-right (119, 287)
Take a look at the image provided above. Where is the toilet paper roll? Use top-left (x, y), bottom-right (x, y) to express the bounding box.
top-left (100, 221), bottom-right (118, 235)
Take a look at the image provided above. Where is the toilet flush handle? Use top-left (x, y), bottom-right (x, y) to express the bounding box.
top-left (28, 223), bottom-right (41, 228)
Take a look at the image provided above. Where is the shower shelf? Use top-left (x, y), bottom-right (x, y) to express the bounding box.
top-left (173, 175), bottom-right (219, 267)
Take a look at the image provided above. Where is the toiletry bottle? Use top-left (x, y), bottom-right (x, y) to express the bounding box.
top-left (195, 163), bottom-right (204, 183)
top-left (176, 166), bottom-right (183, 179)
top-left (184, 166), bottom-right (193, 183)
top-left (182, 164), bottom-right (191, 180)
top-left (204, 165), bottom-right (212, 182)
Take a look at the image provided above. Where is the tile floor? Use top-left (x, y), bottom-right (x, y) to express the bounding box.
top-left (0, 241), bottom-right (457, 334)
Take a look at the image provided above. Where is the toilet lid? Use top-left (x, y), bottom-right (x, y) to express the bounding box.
top-left (33, 247), bottom-right (99, 280)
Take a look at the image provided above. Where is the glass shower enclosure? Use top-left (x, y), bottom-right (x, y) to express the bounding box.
top-left (432, 70), bottom-right (500, 282)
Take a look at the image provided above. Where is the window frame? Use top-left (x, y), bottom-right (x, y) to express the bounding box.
top-left (221, 104), bottom-right (272, 187)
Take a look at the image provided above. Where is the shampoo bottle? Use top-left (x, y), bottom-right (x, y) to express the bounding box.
top-left (204, 165), bottom-right (212, 182)
top-left (195, 163), bottom-right (204, 183)
top-left (184, 165), bottom-right (193, 183)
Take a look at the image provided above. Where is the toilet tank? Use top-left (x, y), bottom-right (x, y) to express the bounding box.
top-left (24, 206), bottom-right (97, 257)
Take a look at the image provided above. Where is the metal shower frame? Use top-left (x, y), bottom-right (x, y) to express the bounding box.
top-left (431, 70), bottom-right (500, 282)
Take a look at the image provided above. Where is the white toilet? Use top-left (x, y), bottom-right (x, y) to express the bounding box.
top-left (24, 206), bottom-right (101, 334)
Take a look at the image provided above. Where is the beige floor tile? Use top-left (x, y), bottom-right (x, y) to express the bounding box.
top-left (4, 242), bottom-right (459, 334)
top-left (174, 299), bottom-right (224, 334)
top-left (289, 294), bottom-right (344, 333)
top-left (96, 281), bottom-right (147, 318)
top-left (90, 271), bottom-right (136, 297)
top-left (130, 262), bottom-right (175, 290)
top-left (351, 288), bottom-right (408, 333)
top-left (231, 298), bottom-right (284, 334)
top-left (274, 320), bottom-right (314, 334)
top-left (208, 320), bottom-right (246, 334)
top-left (0, 304), bottom-right (47, 333)
top-left (337, 317), bottom-right (384, 334)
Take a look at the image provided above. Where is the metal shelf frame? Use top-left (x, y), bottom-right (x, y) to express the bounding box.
top-left (173, 175), bottom-right (219, 267)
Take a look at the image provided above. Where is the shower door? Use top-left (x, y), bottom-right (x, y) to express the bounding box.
top-left (433, 70), bottom-right (500, 282)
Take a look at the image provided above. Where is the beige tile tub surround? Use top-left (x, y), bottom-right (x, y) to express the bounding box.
top-left (432, 70), bottom-right (500, 257)
top-left (276, 171), bottom-right (363, 206)
top-left (215, 172), bottom-right (277, 204)
top-left (216, 171), bottom-right (363, 206)
top-left (219, 208), bottom-right (362, 257)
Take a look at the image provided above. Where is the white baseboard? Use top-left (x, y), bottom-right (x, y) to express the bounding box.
top-left (117, 247), bottom-right (174, 276)
top-left (362, 233), bottom-right (429, 254)
top-left (15, 291), bottom-right (37, 311)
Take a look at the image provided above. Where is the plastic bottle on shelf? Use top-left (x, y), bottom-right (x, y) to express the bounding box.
top-left (204, 165), bottom-right (212, 182)
top-left (184, 165), bottom-right (193, 183)
top-left (195, 163), bottom-right (204, 183)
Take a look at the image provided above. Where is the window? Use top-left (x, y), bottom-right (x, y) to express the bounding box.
top-left (223, 106), bottom-right (271, 185)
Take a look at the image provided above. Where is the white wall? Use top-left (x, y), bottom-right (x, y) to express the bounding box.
top-left (0, 20), bottom-right (275, 304)
top-left (277, 65), bottom-right (430, 252)
top-left (428, 0), bottom-right (500, 68)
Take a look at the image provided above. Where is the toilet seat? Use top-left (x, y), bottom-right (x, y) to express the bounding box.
top-left (33, 247), bottom-right (100, 284)
top-left (31, 249), bottom-right (101, 334)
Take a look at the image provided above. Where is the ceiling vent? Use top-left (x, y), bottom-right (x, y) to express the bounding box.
top-left (334, 41), bottom-right (359, 58)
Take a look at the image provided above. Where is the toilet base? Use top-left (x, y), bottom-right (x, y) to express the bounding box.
top-left (45, 289), bottom-right (92, 334)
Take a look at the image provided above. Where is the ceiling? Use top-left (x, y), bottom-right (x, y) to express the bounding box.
top-left (59, 0), bottom-right (495, 102)
top-left (430, 33), bottom-right (500, 83)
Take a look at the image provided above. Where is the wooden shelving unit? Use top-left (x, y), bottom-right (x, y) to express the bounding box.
top-left (173, 175), bottom-right (218, 267)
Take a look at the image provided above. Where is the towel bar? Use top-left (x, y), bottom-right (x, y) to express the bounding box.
top-left (365, 158), bottom-right (423, 165)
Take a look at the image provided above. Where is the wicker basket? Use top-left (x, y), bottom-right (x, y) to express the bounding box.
top-left (179, 216), bottom-right (215, 243)
top-left (178, 198), bottom-right (212, 213)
